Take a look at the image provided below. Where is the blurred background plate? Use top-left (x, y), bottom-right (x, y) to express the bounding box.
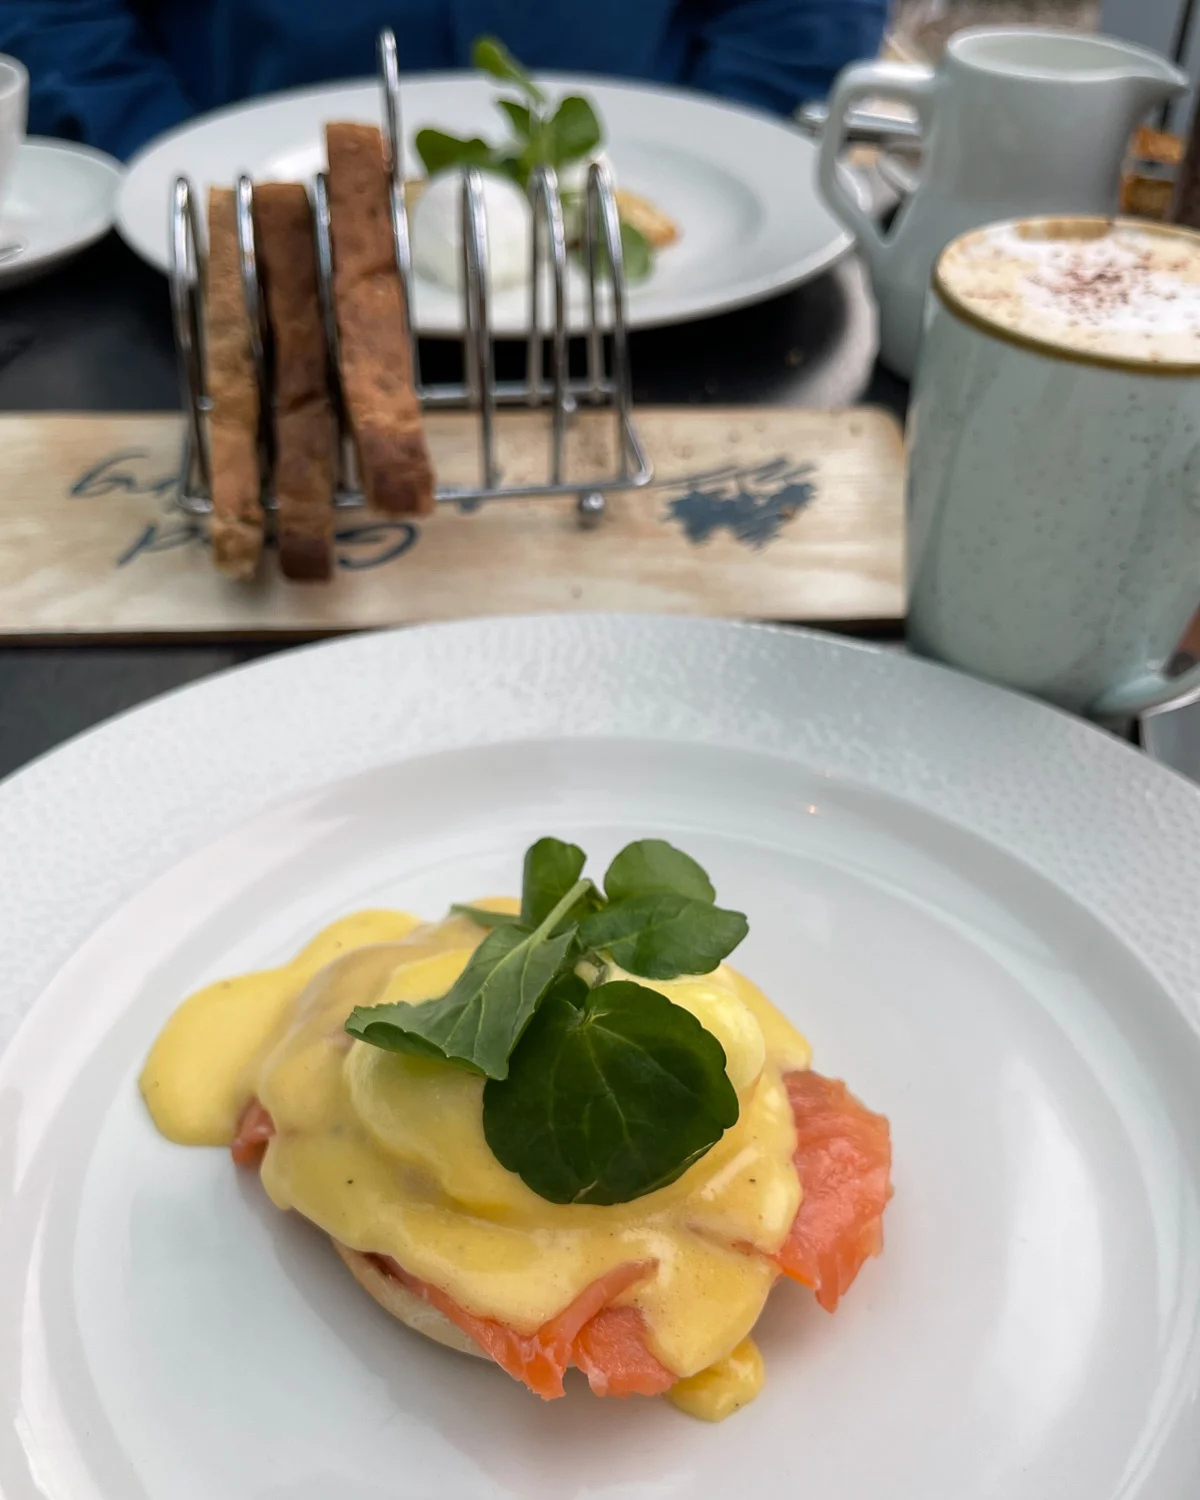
top-left (117, 73), bottom-right (859, 335)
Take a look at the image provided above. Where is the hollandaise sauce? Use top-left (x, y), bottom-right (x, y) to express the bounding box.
top-left (140, 899), bottom-right (815, 1419)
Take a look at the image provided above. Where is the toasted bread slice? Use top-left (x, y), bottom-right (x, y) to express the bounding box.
top-left (253, 182), bottom-right (336, 581)
top-left (204, 187), bottom-right (264, 579)
top-left (325, 123), bottom-right (435, 516)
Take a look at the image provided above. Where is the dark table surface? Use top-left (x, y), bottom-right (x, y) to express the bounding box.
top-left (0, 230), bottom-right (905, 781)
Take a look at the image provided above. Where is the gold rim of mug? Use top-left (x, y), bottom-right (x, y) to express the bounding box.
top-left (931, 215), bottom-right (1200, 377)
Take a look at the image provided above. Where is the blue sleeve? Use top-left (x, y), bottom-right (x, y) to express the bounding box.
top-left (0, 0), bottom-right (193, 160)
top-left (686, 0), bottom-right (888, 115)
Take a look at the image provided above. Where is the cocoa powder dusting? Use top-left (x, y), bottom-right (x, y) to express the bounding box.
top-left (1029, 250), bottom-right (1155, 322)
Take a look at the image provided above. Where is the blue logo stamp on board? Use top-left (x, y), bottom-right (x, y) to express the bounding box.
top-left (658, 458), bottom-right (816, 549)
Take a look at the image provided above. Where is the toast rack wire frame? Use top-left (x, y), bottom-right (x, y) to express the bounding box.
top-left (169, 28), bottom-right (653, 526)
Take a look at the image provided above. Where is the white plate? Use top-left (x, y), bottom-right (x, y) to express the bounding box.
top-left (116, 73), bottom-right (856, 334)
top-left (1, 617), bottom-right (1199, 1500)
top-left (0, 138), bottom-right (122, 289)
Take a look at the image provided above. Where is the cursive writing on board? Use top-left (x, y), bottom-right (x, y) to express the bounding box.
top-left (67, 450), bottom-right (421, 572)
top-left (70, 450), bottom-right (181, 500)
top-left (116, 518), bottom-right (206, 567)
top-left (115, 518), bottom-right (419, 571)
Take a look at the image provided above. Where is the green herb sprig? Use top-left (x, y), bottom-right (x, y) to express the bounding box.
top-left (413, 36), bottom-right (655, 282)
top-left (344, 836), bottom-right (747, 1203)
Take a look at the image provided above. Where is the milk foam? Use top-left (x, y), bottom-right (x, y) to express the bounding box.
top-left (936, 219), bottom-right (1200, 365)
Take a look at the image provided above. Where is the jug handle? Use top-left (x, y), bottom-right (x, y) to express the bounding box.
top-left (817, 61), bottom-right (937, 275)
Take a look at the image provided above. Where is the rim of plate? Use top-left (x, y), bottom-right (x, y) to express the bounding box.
top-left (1, 617), bottom-right (1198, 1068)
top-left (17, 136), bottom-right (123, 178)
top-left (115, 72), bottom-right (855, 332)
top-left (1, 138), bottom-right (122, 263)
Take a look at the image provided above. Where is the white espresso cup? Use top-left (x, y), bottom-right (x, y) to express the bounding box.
top-left (0, 55), bottom-right (28, 216)
top-left (906, 215), bottom-right (1200, 719)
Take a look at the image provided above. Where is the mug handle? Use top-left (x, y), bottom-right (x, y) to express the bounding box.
top-left (816, 61), bottom-right (937, 277)
top-left (1090, 656), bottom-right (1200, 719)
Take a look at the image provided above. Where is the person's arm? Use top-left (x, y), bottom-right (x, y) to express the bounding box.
top-left (0, 0), bottom-right (193, 159)
top-left (686, 0), bottom-right (888, 116)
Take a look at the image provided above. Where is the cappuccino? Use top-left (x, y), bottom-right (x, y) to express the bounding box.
top-left (935, 217), bottom-right (1200, 367)
top-left (909, 213), bottom-right (1200, 717)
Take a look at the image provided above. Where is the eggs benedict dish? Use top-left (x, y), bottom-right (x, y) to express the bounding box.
top-left (140, 837), bottom-right (892, 1422)
top-left (408, 38), bottom-right (678, 292)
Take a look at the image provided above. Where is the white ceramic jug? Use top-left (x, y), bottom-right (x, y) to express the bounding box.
top-left (817, 28), bottom-right (1185, 377)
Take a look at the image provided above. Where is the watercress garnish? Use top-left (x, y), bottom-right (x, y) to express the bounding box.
top-left (472, 36), bottom-right (547, 106)
top-left (617, 222), bottom-right (653, 283)
top-left (346, 836), bottom-right (747, 1202)
top-left (521, 836), bottom-right (599, 928)
top-left (577, 894), bottom-right (747, 980)
top-left (482, 977), bottom-right (739, 1204)
top-left (603, 837), bottom-right (716, 904)
top-left (344, 878), bottom-right (587, 1076)
top-left (415, 37), bottom-right (599, 192)
top-left (548, 94), bottom-right (603, 164)
top-left (412, 129), bottom-right (494, 177)
top-left (586, 219), bottom-right (654, 286)
top-left (412, 35), bottom-right (654, 283)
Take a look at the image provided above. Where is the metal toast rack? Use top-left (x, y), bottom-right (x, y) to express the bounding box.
top-left (169, 28), bottom-right (652, 529)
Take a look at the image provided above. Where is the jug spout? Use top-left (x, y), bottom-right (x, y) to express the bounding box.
top-left (951, 30), bottom-right (1187, 117)
top-left (1071, 33), bottom-right (1188, 116)
top-left (1119, 52), bottom-right (1188, 114)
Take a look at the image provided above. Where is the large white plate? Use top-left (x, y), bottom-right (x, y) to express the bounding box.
top-left (1, 617), bottom-right (1199, 1499)
top-left (116, 72), bottom-right (855, 334)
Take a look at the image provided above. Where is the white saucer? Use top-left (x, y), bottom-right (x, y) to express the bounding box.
top-left (0, 137), bottom-right (122, 289)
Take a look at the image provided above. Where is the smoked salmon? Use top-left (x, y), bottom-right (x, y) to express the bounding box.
top-left (775, 1070), bottom-right (893, 1311)
top-left (369, 1253), bottom-right (673, 1399)
top-left (231, 1098), bottom-right (275, 1166)
top-left (574, 1305), bottom-right (677, 1397)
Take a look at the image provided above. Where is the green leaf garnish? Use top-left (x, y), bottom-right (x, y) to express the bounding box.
top-left (520, 837), bottom-right (604, 933)
top-left (483, 978), bottom-right (739, 1204)
top-left (472, 36), bottom-right (546, 105)
top-left (584, 219), bottom-right (654, 285)
top-left (351, 836), bottom-right (747, 1203)
top-left (619, 221), bottom-right (653, 283)
top-left (604, 838), bottom-right (716, 904)
top-left (496, 98), bottom-right (534, 140)
top-left (414, 127), bottom-right (496, 177)
top-left (490, 151), bottom-right (526, 187)
top-left (548, 95), bottom-right (602, 165)
top-left (344, 878), bottom-right (588, 1077)
top-left (521, 836), bottom-right (587, 926)
top-left (577, 893), bottom-right (747, 979)
top-left (450, 904), bottom-right (522, 928)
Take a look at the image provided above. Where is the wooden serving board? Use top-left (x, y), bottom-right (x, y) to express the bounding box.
top-left (0, 406), bottom-right (904, 639)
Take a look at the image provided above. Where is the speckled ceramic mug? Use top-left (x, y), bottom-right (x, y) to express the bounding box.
top-left (906, 215), bottom-right (1200, 718)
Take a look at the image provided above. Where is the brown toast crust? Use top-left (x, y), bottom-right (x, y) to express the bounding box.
top-left (203, 188), bottom-right (264, 580)
top-left (253, 182), bottom-right (336, 581)
top-left (325, 122), bottom-right (435, 516)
